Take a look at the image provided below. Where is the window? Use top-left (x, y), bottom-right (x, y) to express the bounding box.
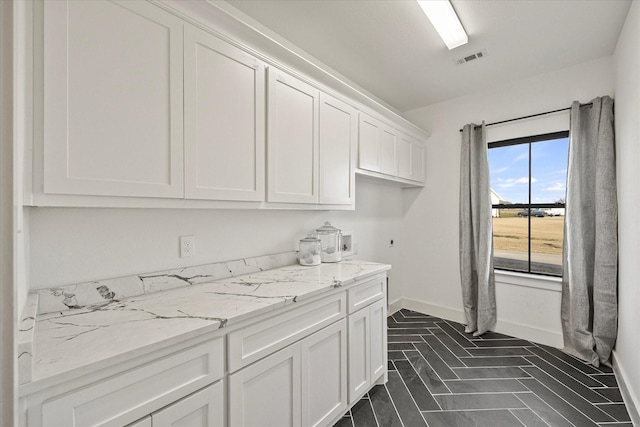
top-left (488, 131), bottom-right (569, 276)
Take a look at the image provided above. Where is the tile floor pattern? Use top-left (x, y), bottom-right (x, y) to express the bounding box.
top-left (334, 309), bottom-right (632, 427)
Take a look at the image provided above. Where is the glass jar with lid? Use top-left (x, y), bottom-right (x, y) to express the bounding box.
top-left (298, 234), bottom-right (322, 266)
top-left (315, 222), bottom-right (343, 263)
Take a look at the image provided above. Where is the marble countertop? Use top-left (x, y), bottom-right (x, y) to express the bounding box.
top-left (19, 259), bottom-right (390, 394)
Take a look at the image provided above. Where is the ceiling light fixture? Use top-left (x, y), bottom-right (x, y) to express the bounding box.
top-left (417, 0), bottom-right (468, 50)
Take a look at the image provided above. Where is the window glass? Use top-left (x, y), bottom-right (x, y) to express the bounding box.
top-left (488, 133), bottom-right (568, 277)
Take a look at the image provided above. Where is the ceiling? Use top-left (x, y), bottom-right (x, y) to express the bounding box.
top-left (224, 0), bottom-right (631, 113)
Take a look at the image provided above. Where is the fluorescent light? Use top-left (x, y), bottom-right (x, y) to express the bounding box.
top-left (417, 0), bottom-right (468, 50)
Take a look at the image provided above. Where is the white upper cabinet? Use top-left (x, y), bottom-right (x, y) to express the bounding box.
top-left (379, 125), bottom-right (398, 176)
top-left (319, 94), bottom-right (356, 205)
top-left (358, 112), bottom-right (425, 185)
top-left (267, 68), bottom-right (320, 204)
top-left (397, 134), bottom-right (412, 180)
top-left (184, 25), bottom-right (265, 201)
top-left (358, 113), bottom-right (398, 177)
top-left (398, 132), bottom-right (426, 183)
top-left (358, 114), bottom-right (382, 173)
top-left (43, 0), bottom-right (184, 198)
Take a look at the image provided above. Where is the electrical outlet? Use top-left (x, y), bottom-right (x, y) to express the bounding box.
top-left (342, 232), bottom-right (354, 257)
top-left (180, 235), bottom-right (195, 257)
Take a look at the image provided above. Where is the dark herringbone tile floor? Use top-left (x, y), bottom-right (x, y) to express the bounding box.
top-left (334, 309), bottom-right (632, 427)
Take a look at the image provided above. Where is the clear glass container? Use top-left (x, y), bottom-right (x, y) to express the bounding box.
top-left (298, 234), bottom-right (322, 266)
top-left (315, 222), bottom-right (343, 263)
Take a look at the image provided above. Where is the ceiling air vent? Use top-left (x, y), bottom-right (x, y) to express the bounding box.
top-left (455, 49), bottom-right (488, 65)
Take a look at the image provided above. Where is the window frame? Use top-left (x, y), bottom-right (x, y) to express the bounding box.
top-left (489, 130), bottom-right (569, 277)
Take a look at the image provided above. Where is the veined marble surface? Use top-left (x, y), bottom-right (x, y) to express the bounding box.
top-left (18, 292), bottom-right (38, 385)
top-left (36, 252), bottom-right (298, 316)
top-left (21, 259), bottom-right (390, 394)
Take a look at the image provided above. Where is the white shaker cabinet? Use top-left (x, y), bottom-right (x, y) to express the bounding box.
top-left (184, 25), bottom-right (265, 201)
top-left (319, 94), bottom-right (356, 205)
top-left (153, 382), bottom-right (224, 427)
top-left (228, 319), bottom-right (348, 427)
top-left (301, 320), bottom-right (348, 427)
top-left (42, 0), bottom-right (184, 198)
top-left (127, 382), bottom-right (223, 427)
top-left (358, 113), bottom-right (397, 176)
top-left (397, 132), bottom-right (426, 183)
top-left (229, 343), bottom-right (302, 427)
top-left (267, 68), bottom-right (320, 204)
top-left (347, 287), bottom-right (387, 405)
top-left (358, 114), bottom-right (383, 173)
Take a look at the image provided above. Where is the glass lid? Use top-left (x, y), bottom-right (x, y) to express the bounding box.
top-left (315, 221), bottom-right (341, 234)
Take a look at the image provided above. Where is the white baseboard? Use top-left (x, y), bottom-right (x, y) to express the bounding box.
top-left (396, 297), bottom-right (563, 348)
top-left (397, 298), bottom-right (465, 324)
top-left (387, 298), bottom-right (403, 316)
top-left (494, 319), bottom-right (563, 348)
top-left (612, 350), bottom-right (640, 427)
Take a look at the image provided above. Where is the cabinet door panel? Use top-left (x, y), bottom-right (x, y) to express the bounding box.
top-left (153, 382), bottom-right (223, 427)
top-left (43, 0), bottom-right (184, 198)
top-left (319, 94), bottom-right (356, 205)
top-left (229, 344), bottom-right (301, 427)
top-left (40, 339), bottom-right (223, 427)
top-left (348, 308), bottom-right (370, 404)
top-left (379, 126), bottom-right (398, 176)
top-left (358, 114), bottom-right (381, 172)
top-left (184, 26), bottom-right (265, 201)
top-left (267, 69), bottom-right (319, 203)
top-left (301, 320), bottom-right (348, 427)
top-left (397, 136), bottom-right (412, 180)
top-left (369, 299), bottom-right (388, 382)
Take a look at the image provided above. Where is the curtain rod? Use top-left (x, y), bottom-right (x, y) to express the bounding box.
top-left (458, 102), bottom-right (593, 132)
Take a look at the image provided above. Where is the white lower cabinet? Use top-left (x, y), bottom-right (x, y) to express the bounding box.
top-left (128, 382), bottom-right (224, 427)
top-left (229, 319), bottom-right (348, 427)
top-left (348, 298), bottom-right (387, 405)
top-left (153, 382), bottom-right (224, 427)
top-left (301, 320), bottom-right (348, 427)
top-left (26, 275), bottom-right (387, 427)
top-left (229, 343), bottom-right (302, 427)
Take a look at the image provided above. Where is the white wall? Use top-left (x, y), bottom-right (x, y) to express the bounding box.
top-left (401, 56), bottom-right (614, 346)
top-left (28, 177), bottom-right (406, 302)
top-left (613, 1), bottom-right (640, 421)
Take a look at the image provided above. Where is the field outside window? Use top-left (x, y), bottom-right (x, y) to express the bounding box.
top-left (489, 132), bottom-right (569, 276)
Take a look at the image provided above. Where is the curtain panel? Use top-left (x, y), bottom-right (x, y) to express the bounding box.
top-left (562, 96), bottom-right (618, 367)
top-left (459, 123), bottom-right (496, 336)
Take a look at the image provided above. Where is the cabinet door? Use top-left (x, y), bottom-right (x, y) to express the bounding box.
top-left (358, 114), bottom-right (381, 172)
top-left (301, 320), bottom-right (348, 427)
top-left (319, 94), bottom-right (356, 205)
top-left (347, 307), bottom-right (370, 404)
top-left (43, 0), bottom-right (184, 198)
top-left (267, 68), bottom-right (319, 203)
top-left (369, 299), bottom-right (388, 382)
top-left (153, 382), bottom-right (224, 427)
top-left (184, 26), bottom-right (265, 201)
top-left (229, 344), bottom-right (301, 427)
top-left (397, 134), bottom-right (412, 180)
top-left (379, 125), bottom-right (398, 176)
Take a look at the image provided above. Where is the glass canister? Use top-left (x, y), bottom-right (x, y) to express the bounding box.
top-left (315, 222), bottom-right (343, 263)
top-left (298, 234), bottom-right (322, 266)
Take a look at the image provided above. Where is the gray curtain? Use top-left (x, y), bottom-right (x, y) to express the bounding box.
top-left (459, 123), bottom-right (496, 336)
top-left (562, 96), bottom-right (617, 367)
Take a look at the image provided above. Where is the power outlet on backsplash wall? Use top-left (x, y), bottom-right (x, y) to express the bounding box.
top-left (342, 231), bottom-right (354, 257)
